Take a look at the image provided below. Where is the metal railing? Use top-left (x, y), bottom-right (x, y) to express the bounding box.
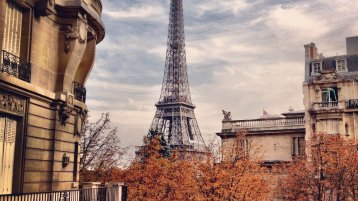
top-left (0, 186), bottom-right (127, 201)
top-left (347, 99), bottom-right (358, 109)
top-left (73, 82), bottom-right (87, 103)
top-left (1, 50), bottom-right (31, 82)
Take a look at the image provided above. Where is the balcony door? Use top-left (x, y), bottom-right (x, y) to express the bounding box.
top-left (0, 115), bottom-right (17, 194)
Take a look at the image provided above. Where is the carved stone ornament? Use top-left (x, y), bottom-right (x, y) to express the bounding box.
top-left (0, 92), bottom-right (25, 115)
top-left (62, 153), bottom-right (70, 168)
top-left (313, 69), bottom-right (343, 84)
top-left (78, 14), bottom-right (88, 44)
top-left (222, 109), bottom-right (232, 121)
top-left (62, 14), bottom-right (88, 53)
top-left (58, 103), bottom-right (73, 126)
top-left (63, 25), bottom-right (77, 53)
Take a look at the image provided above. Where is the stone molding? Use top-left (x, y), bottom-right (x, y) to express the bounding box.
top-left (312, 69), bottom-right (344, 84)
top-left (0, 92), bottom-right (25, 115)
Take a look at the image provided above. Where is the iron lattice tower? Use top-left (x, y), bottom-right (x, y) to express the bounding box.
top-left (149, 0), bottom-right (206, 152)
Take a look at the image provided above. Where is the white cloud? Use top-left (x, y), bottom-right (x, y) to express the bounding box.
top-left (103, 4), bottom-right (166, 20)
top-left (267, 5), bottom-right (329, 39)
top-left (196, 0), bottom-right (251, 15)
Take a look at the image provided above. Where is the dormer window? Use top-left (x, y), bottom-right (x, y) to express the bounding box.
top-left (336, 59), bottom-right (347, 72)
top-left (312, 62), bottom-right (322, 75)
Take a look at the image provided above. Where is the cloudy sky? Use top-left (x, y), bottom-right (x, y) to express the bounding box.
top-left (86, 0), bottom-right (358, 154)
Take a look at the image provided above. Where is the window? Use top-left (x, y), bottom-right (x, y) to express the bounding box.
top-left (73, 142), bottom-right (79, 181)
top-left (2, 0), bottom-right (23, 57)
top-left (322, 87), bottom-right (338, 102)
top-left (345, 124), bottom-right (349, 137)
top-left (1, 1), bottom-right (31, 82)
top-left (292, 137), bottom-right (305, 157)
top-left (336, 60), bottom-right (346, 71)
top-left (0, 115), bottom-right (17, 194)
top-left (312, 62), bottom-right (321, 74)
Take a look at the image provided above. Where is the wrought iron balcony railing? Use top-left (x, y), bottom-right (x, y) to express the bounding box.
top-left (73, 82), bottom-right (86, 103)
top-left (347, 99), bottom-right (358, 109)
top-left (0, 186), bottom-right (127, 201)
top-left (1, 50), bottom-right (31, 82)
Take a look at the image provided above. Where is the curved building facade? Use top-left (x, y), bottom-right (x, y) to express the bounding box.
top-left (0, 0), bottom-right (105, 193)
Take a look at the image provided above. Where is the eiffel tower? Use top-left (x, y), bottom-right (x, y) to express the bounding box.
top-left (149, 0), bottom-right (207, 155)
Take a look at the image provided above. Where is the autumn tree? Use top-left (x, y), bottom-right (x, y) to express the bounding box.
top-left (80, 113), bottom-right (125, 183)
top-left (196, 130), bottom-right (271, 200)
top-left (114, 129), bottom-right (273, 200)
top-left (277, 133), bottom-right (358, 201)
top-left (121, 131), bottom-right (200, 200)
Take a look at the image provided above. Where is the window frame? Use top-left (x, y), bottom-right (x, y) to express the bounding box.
top-left (335, 57), bottom-right (348, 72)
top-left (311, 61), bottom-right (323, 75)
top-left (321, 87), bottom-right (338, 103)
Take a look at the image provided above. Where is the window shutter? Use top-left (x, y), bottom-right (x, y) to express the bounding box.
top-left (0, 116), bottom-right (5, 194)
top-left (3, 0), bottom-right (23, 57)
top-left (0, 117), bottom-right (17, 194)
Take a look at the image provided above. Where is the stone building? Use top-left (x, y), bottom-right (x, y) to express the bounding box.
top-left (217, 109), bottom-right (305, 163)
top-left (303, 36), bottom-right (358, 141)
top-left (218, 36), bottom-right (358, 163)
top-left (0, 0), bottom-right (104, 194)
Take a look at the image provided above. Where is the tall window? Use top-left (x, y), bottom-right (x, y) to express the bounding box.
top-left (2, 0), bottom-right (23, 57)
top-left (1, 1), bottom-right (31, 82)
top-left (0, 115), bottom-right (17, 194)
top-left (292, 137), bottom-right (305, 157)
top-left (73, 142), bottom-right (79, 181)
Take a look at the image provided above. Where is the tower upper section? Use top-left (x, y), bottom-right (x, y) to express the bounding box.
top-left (158, 0), bottom-right (192, 105)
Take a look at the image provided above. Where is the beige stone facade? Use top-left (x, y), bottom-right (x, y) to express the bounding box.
top-left (0, 0), bottom-right (104, 194)
top-left (303, 37), bottom-right (358, 141)
top-left (218, 36), bottom-right (358, 164)
top-left (217, 110), bottom-right (305, 163)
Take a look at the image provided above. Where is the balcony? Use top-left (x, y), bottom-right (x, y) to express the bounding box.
top-left (73, 82), bottom-right (86, 103)
top-left (224, 117), bottom-right (305, 133)
top-left (0, 50), bottom-right (31, 82)
top-left (312, 101), bottom-right (345, 111)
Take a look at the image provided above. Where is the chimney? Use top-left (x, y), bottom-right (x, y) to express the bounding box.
top-left (304, 43), bottom-right (318, 60)
top-left (346, 36), bottom-right (358, 55)
top-left (304, 43), bottom-right (318, 81)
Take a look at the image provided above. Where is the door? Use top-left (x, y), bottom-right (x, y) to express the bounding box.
top-left (0, 115), bottom-right (17, 194)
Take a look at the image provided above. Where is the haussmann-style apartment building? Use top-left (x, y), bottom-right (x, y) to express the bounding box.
top-left (0, 0), bottom-right (104, 194)
top-left (218, 36), bottom-right (358, 162)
